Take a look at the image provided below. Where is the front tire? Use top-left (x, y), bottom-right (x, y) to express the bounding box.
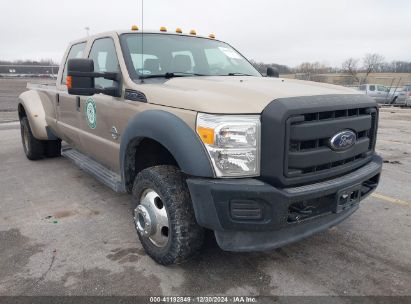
top-left (132, 165), bottom-right (204, 265)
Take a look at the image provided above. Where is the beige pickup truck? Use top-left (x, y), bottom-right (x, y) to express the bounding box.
top-left (18, 28), bottom-right (382, 265)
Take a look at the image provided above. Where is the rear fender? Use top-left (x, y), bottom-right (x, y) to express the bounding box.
top-left (18, 90), bottom-right (51, 140)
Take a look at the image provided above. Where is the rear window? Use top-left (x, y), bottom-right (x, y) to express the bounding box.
top-left (61, 42), bottom-right (86, 85)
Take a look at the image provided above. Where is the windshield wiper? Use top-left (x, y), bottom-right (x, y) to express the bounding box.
top-left (139, 72), bottom-right (207, 79)
top-left (226, 72), bottom-right (254, 76)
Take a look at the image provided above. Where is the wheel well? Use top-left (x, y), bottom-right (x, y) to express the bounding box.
top-left (18, 104), bottom-right (27, 120)
top-left (124, 138), bottom-right (178, 192)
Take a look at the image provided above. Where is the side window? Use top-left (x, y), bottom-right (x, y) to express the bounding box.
top-left (359, 85), bottom-right (366, 91)
top-left (377, 85), bottom-right (387, 92)
top-left (88, 38), bottom-right (119, 88)
top-left (61, 42), bottom-right (86, 85)
top-left (369, 85), bottom-right (376, 91)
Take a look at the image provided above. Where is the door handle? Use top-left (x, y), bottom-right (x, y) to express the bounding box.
top-left (76, 96), bottom-right (80, 111)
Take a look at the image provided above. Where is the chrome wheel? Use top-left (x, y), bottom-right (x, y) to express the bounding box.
top-left (134, 189), bottom-right (169, 247)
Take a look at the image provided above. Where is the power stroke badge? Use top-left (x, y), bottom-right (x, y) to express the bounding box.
top-left (85, 97), bottom-right (97, 129)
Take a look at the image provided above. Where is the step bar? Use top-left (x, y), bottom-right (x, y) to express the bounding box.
top-left (62, 146), bottom-right (126, 193)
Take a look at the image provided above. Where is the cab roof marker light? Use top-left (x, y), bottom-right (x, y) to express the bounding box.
top-left (209, 33), bottom-right (215, 39)
top-left (189, 29), bottom-right (197, 35)
top-left (160, 26), bottom-right (167, 32)
top-left (131, 25), bottom-right (139, 31)
top-left (176, 27), bottom-right (183, 33)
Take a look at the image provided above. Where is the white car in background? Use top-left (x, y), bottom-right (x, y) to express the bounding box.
top-left (394, 85), bottom-right (411, 107)
top-left (358, 84), bottom-right (391, 104)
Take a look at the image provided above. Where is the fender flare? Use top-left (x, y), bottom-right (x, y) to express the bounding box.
top-left (18, 90), bottom-right (51, 140)
top-left (120, 110), bottom-right (215, 185)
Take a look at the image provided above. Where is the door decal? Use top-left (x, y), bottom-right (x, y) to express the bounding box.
top-left (85, 97), bottom-right (97, 129)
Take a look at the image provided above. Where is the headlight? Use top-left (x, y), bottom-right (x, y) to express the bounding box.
top-left (196, 113), bottom-right (261, 177)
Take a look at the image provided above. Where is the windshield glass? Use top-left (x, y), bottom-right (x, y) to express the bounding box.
top-left (120, 33), bottom-right (261, 79)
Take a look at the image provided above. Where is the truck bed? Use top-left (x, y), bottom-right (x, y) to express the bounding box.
top-left (27, 82), bottom-right (59, 93)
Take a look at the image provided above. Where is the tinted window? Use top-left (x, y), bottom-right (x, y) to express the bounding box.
top-left (62, 42), bottom-right (86, 84)
top-left (369, 85), bottom-right (376, 91)
top-left (88, 38), bottom-right (119, 88)
top-left (359, 85), bottom-right (366, 91)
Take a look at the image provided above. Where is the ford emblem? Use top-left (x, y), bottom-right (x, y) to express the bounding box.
top-left (329, 130), bottom-right (356, 151)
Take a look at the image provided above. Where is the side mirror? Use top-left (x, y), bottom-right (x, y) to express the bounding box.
top-left (266, 67), bottom-right (279, 78)
top-left (67, 58), bottom-right (121, 97)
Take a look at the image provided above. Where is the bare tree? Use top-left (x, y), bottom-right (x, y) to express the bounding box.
top-left (295, 62), bottom-right (329, 80)
top-left (342, 58), bottom-right (360, 84)
top-left (363, 53), bottom-right (385, 80)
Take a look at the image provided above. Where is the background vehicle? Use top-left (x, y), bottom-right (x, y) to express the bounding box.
top-left (394, 85), bottom-right (411, 106)
top-left (358, 84), bottom-right (391, 104)
top-left (17, 28), bottom-right (382, 265)
top-left (389, 86), bottom-right (402, 104)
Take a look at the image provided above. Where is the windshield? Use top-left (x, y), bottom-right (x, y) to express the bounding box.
top-left (120, 33), bottom-right (261, 80)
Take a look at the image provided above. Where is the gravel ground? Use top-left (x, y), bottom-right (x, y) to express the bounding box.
top-left (0, 79), bottom-right (410, 299)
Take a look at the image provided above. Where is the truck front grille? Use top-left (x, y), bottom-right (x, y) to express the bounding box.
top-left (260, 94), bottom-right (379, 187)
top-left (285, 107), bottom-right (378, 177)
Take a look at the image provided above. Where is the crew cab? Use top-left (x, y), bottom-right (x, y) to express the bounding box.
top-left (358, 84), bottom-right (391, 104)
top-left (18, 27), bottom-right (382, 265)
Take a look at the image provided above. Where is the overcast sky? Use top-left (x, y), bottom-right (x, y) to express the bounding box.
top-left (1, 0), bottom-right (410, 67)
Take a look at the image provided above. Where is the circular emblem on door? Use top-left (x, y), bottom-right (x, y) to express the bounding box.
top-left (85, 97), bottom-right (97, 129)
top-left (329, 130), bottom-right (356, 151)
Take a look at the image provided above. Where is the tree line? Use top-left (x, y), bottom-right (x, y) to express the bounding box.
top-left (0, 59), bottom-right (59, 76)
top-left (0, 59), bottom-right (58, 66)
top-left (250, 54), bottom-right (411, 78)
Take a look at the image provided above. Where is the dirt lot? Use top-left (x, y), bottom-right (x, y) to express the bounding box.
top-left (0, 78), bottom-right (410, 299)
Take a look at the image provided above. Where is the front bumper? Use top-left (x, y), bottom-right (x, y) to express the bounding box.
top-left (186, 155), bottom-right (382, 251)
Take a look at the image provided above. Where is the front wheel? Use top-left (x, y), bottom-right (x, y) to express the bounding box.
top-left (132, 165), bottom-right (204, 265)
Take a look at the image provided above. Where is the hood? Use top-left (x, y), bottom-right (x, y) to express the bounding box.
top-left (136, 76), bottom-right (360, 114)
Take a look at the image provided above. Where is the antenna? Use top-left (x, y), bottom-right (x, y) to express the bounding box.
top-left (140, 0), bottom-right (144, 83)
top-left (84, 27), bottom-right (90, 36)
